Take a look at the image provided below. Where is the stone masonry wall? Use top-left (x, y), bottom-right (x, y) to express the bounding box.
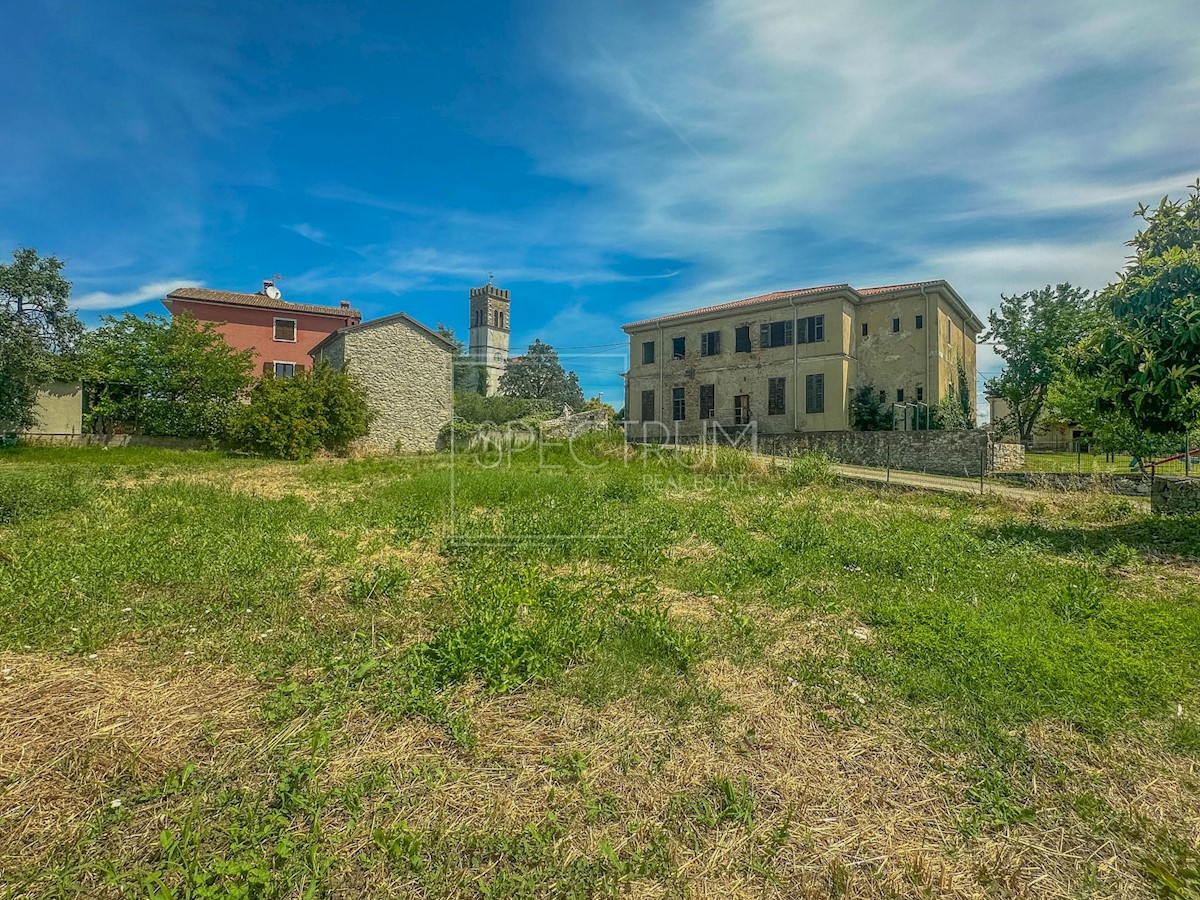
top-left (990, 441), bottom-right (1026, 472)
top-left (1152, 477), bottom-right (1200, 515)
top-left (763, 429), bottom-right (993, 477)
top-left (339, 320), bottom-right (453, 453)
top-left (993, 472), bottom-right (1155, 497)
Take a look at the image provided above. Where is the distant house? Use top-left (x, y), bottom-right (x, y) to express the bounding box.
top-left (986, 395), bottom-right (1082, 450)
top-left (622, 280), bottom-right (981, 437)
top-left (164, 281), bottom-right (361, 377)
top-left (310, 313), bottom-right (455, 453)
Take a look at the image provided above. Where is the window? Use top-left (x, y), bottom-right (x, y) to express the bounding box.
top-left (700, 384), bottom-right (715, 419)
top-left (878, 390), bottom-right (886, 402)
top-left (896, 388), bottom-right (904, 403)
top-left (891, 317), bottom-right (900, 334)
top-left (768, 377), bottom-right (786, 415)
top-left (672, 387), bottom-right (686, 421)
top-left (701, 331), bottom-right (721, 356)
top-left (735, 326), bottom-right (752, 353)
top-left (915, 314), bottom-right (923, 329)
top-left (861, 322), bottom-right (869, 337)
top-left (733, 394), bottom-right (750, 425)
top-left (274, 362), bottom-right (296, 378)
top-left (642, 341), bottom-right (655, 365)
top-left (760, 319), bottom-right (793, 348)
top-left (805, 374), bottom-right (825, 414)
top-left (798, 314), bottom-right (825, 343)
top-left (273, 318), bottom-right (297, 342)
top-left (672, 336), bottom-right (686, 359)
top-left (640, 389), bottom-right (655, 422)
top-left (916, 386), bottom-right (924, 403)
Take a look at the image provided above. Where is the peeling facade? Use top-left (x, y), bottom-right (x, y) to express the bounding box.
top-left (622, 281), bottom-right (982, 439)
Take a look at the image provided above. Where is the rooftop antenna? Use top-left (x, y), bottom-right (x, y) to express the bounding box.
top-left (487, 271), bottom-right (493, 286)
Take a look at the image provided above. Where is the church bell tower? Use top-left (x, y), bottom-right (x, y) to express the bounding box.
top-left (467, 280), bottom-right (510, 395)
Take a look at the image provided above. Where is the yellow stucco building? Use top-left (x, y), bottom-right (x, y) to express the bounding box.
top-left (622, 280), bottom-right (981, 437)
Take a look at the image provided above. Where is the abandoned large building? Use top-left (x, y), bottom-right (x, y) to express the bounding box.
top-left (622, 280), bottom-right (981, 438)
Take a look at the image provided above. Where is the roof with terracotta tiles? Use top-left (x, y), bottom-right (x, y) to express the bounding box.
top-left (308, 311), bottom-right (457, 356)
top-left (164, 286), bottom-right (363, 319)
top-left (622, 284), bottom-right (851, 329)
top-left (623, 278), bottom-right (982, 333)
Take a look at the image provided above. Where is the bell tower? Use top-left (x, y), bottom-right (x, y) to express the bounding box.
top-left (467, 280), bottom-right (510, 395)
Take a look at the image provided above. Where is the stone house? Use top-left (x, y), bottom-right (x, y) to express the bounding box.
top-left (622, 280), bottom-right (981, 439)
top-left (310, 313), bottom-right (455, 453)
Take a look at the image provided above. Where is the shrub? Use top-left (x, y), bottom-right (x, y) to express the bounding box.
top-left (452, 392), bottom-right (558, 425)
top-left (225, 363), bottom-right (372, 460)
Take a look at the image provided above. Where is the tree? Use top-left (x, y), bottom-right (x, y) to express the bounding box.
top-left (982, 283), bottom-right (1097, 443)
top-left (225, 362), bottom-right (372, 459)
top-left (0, 247), bottom-right (81, 431)
top-left (437, 323), bottom-right (487, 395)
top-left (850, 383), bottom-right (892, 431)
top-left (76, 312), bottom-right (253, 437)
top-left (935, 360), bottom-right (975, 430)
top-left (499, 339), bottom-right (585, 409)
top-left (1083, 182), bottom-right (1200, 435)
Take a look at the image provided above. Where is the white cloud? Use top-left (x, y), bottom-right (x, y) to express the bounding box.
top-left (74, 279), bottom-right (198, 311)
top-left (287, 223), bottom-right (329, 245)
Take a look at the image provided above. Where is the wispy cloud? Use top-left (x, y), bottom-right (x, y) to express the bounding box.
top-left (74, 279), bottom-right (198, 311)
top-left (286, 223), bottom-right (330, 246)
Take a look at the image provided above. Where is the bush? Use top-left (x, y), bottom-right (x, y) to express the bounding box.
top-left (225, 364), bottom-right (372, 460)
top-left (453, 393), bottom-right (558, 425)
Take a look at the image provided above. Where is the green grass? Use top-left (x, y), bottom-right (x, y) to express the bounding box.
top-left (2, 434), bottom-right (1199, 898)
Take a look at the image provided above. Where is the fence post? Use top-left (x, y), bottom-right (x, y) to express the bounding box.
top-left (1185, 432), bottom-right (1192, 477)
top-left (980, 444), bottom-right (986, 495)
top-left (1151, 462), bottom-right (1157, 512)
top-left (1077, 442), bottom-right (1081, 475)
top-left (886, 442), bottom-right (891, 485)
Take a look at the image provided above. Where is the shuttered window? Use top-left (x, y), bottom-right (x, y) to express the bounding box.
top-left (672, 336), bottom-right (686, 359)
top-left (768, 377), bottom-right (786, 415)
top-left (273, 318), bottom-right (297, 342)
top-left (700, 384), bottom-right (715, 419)
top-left (798, 315), bottom-right (824, 343)
top-left (641, 390), bottom-right (655, 422)
top-left (760, 319), bottom-right (793, 348)
top-left (700, 331), bottom-right (721, 356)
top-left (805, 374), bottom-right (824, 414)
top-left (642, 341), bottom-right (655, 365)
top-left (734, 394), bottom-right (750, 425)
top-left (735, 326), bottom-right (752, 353)
top-left (672, 387), bottom-right (686, 421)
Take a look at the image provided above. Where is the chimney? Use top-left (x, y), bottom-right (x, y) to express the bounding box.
top-left (340, 300), bottom-right (350, 310)
top-left (262, 280), bottom-right (273, 294)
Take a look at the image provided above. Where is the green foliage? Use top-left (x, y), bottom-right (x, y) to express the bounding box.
top-left (499, 339), bottom-right (585, 408)
top-left (225, 363), bottom-right (372, 459)
top-left (0, 467), bottom-right (87, 524)
top-left (1083, 182), bottom-right (1200, 435)
top-left (932, 360), bottom-right (975, 430)
top-left (850, 383), bottom-right (892, 431)
top-left (983, 283), bottom-right (1098, 441)
top-left (452, 392), bottom-right (558, 424)
top-left (0, 247), bottom-right (81, 431)
top-left (76, 312), bottom-right (254, 437)
top-left (437, 323), bottom-right (488, 395)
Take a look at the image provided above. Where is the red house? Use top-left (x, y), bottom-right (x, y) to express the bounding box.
top-left (163, 281), bottom-right (362, 377)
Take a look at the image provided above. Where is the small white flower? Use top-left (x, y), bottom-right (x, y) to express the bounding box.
top-left (786, 676), bottom-right (799, 687)
top-left (88, 653), bottom-right (98, 660)
top-left (184, 650), bottom-right (194, 656)
top-left (110, 799), bottom-right (122, 809)
top-left (122, 607), bottom-right (132, 613)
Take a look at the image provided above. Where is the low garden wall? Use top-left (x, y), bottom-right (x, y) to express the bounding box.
top-left (1152, 477), bottom-right (1200, 515)
top-left (17, 433), bottom-right (209, 450)
top-left (992, 471), bottom-right (1155, 497)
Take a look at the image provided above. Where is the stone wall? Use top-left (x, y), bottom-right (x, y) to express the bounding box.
top-left (992, 471), bottom-right (1154, 497)
top-left (331, 317), bottom-right (453, 453)
top-left (1152, 477), bottom-right (1200, 515)
top-left (19, 433), bottom-right (207, 450)
top-left (761, 429), bottom-right (993, 476)
top-left (990, 441), bottom-right (1026, 472)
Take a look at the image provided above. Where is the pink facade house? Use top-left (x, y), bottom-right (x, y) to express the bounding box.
top-left (163, 281), bottom-right (362, 377)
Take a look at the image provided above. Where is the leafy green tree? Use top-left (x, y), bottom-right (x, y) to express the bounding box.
top-left (850, 383), bottom-right (892, 431)
top-left (1082, 182), bottom-right (1200, 435)
top-left (0, 248), bottom-right (81, 431)
top-left (499, 339), bottom-right (585, 409)
top-left (76, 312), bottom-right (253, 437)
top-left (437, 323), bottom-right (487, 395)
top-left (226, 362), bottom-right (372, 459)
top-left (935, 360), bottom-right (975, 430)
top-left (453, 392), bottom-right (558, 424)
top-left (1046, 367), bottom-right (1177, 468)
top-left (982, 283), bottom-right (1097, 443)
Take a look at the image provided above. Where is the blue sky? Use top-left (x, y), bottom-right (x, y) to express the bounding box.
top-left (3, 0), bottom-right (1198, 413)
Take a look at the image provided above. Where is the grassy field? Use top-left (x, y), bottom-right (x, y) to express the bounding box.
top-left (1, 435), bottom-right (1199, 899)
top-left (1022, 450), bottom-right (1199, 477)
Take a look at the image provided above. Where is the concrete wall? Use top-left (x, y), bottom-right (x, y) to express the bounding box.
top-left (316, 318), bottom-right (453, 453)
top-left (25, 382), bottom-right (83, 434)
